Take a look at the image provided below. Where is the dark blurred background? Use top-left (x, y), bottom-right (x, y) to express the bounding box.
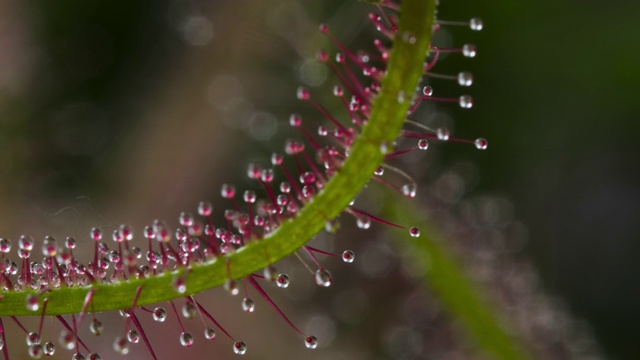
top-left (0, 0), bottom-right (638, 359)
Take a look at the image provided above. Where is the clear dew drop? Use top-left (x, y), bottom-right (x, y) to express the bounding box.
top-left (263, 265), bottom-right (278, 282)
top-left (173, 277), bottom-right (187, 294)
top-left (198, 201), bottom-right (213, 217)
top-left (59, 330), bottom-right (75, 350)
top-left (304, 335), bottom-right (318, 350)
top-left (25, 294), bottom-right (39, 311)
top-left (374, 166), bottom-right (384, 176)
top-left (342, 250), bottom-right (355, 263)
top-left (113, 337), bottom-right (129, 355)
top-left (356, 215), bottom-right (371, 229)
top-left (422, 86), bottom-right (433, 96)
top-left (72, 353), bottom-right (86, 360)
top-left (462, 43), bottom-right (477, 58)
top-left (379, 141), bottom-right (389, 155)
top-left (469, 17), bottom-right (484, 31)
top-left (401, 183), bottom-right (417, 198)
top-left (233, 341), bottom-right (247, 355)
top-left (409, 227), bottom-right (421, 238)
top-left (324, 219), bottom-right (340, 234)
top-left (418, 139), bottom-right (429, 150)
top-left (474, 137), bottom-right (488, 150)
top-left (241, 297), bottom-right (256, 313)
top-left (90, 227), bottom-right (102, 242)
top-left (276, 273), bottom-right (290, 288)
top-left (224, 280), bottom-right (240, 296)
top-left (28, 344), bottom-right (43, 359)
top-left (459, 95), bottom-right (474, 109)
top-left (180, 332), bottom-right (194, 347)
top-left (0, 238), bottom-right (11, 253)
top-left (204, 328), bottom-right (216, 340)
top-left (182, 302), bottom-right (197, 319)
top-left (457, 71), bottom-right (473, 87)
top-left (314, 269), bottom-right (333, 287)
top-left (88, 353), bottom-right (101, 360)
top-left (43, 341), bottom-right (55, 356)
top-left (127, 329), bottom-right (140, 344)
top-left (436, 128), bottom-right (450, 141)
top-left (89, 319), bottom-right (103, 336)
top-left (153, 307), bottom-right (167, 322)
top-left (26, 332), bottom-right (41, 346)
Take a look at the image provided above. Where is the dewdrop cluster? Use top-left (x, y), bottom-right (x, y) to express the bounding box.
top-left (0, 1), bottom-right (487, 359)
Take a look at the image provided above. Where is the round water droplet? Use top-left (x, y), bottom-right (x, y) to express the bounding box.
top-left (436, 128), bottom-right (450, 141)
top-left (224, 280), bottom-right (240, 296)
top-left (276, 274), bottom-right (290, 288)
top-left (422, 86), bottom-right (433, 96)
top-left (418, 139), bottom-right (429, 150)
top-left (469, 17), bottom-right (483, 31)
top-left (28, 344), bottom-right (43, 359)
top-left (374, 166), bottom-right (384, 176)
top-left (90, 319), bottom-right (103, 336)
top-left (41, 235), bottom-right (57, 256)
top-left (289, 113), bottom-right (302, 127)
top-left (26, 332), bottom-right (40, 346)
top-left (173, 277), bottom-right (187, 294)
top-left (324, 219), bottom-right (340, 233)
top-left (179, 212), bottom-right (194, 227)
top-left (220, 183), bottom-right (236, 199)
top-left (401, 183), bottom-right (417, 198)
top-left (90, 227), bottom-right (102, 242)
top-left (474, 138), bottom-right (488, 150)
top-left (379, 141), bottom-right (389, 155)
top-left (43, 341), bottom-right (55, 356)
top-left (457, 71), bottom-right (473, 87)
top-left (180, 332), bottom-right (194, 347)
top-left (356, 216), bottom-right (371, 230)
top-left (25, 294), bottom-right (39, 311)
top-left (241, 297), bottom-right (255, 313)
top-left (409, 227), bottom-right (421, 238)
top-left (113, 337), bottom-right (129, 355)
top-left (204, 328), bottom-right (216, 340)
top-left (233, 341), bottom-right (247, 355)
top-left (88, 353), bottom-right (101, 360)
top-left (342, 250), bottom-right (355, 263)
top-left (153, 307), bottom-right (167, 322)
top-left (198, 201), bottom-right (213, 217)
top-left (304, 335), bottom-right (318, 349)
top-left (459, 95), bottom-right (473, 109)
top-left (314, 269), bottom-right (333, 287)
top-left (316, 49), bottom-right (328, 62)
top-left (297, 86), bottom-right (310, 100)
top-left (127, 329), bottom-right (140, 344)
top-left (59, 330), bottom-right (75, 350)
top-left (65, 237), bottom-right (76, 250)
top-left (72, 353), bottom-right (85, 360)
top-left (182, 302), bottom-right (196, 319)
top-left (462, 43), bottom-right (477, 58)
top-left (261, 168), bottom-right (275, 183)
top-left (0, 238), bottom-right (11, 253)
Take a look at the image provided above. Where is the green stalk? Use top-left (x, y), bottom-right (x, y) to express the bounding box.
top-left (0, 0), bottom-right (436, 316)
top-left (388, 200), bottom-right (534, 360)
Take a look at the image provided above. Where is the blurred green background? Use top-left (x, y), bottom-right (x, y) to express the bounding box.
top-left (0, 0), bottom-right (638, 359)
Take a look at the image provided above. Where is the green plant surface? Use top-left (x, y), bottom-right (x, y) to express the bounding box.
top-left (388, 199), bottom-right (534, 360)
top-left (0, 0), bottom-right (436, 317)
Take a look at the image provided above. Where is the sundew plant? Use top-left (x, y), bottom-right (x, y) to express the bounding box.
top-left (0, 0), bottom-right (608, 359)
